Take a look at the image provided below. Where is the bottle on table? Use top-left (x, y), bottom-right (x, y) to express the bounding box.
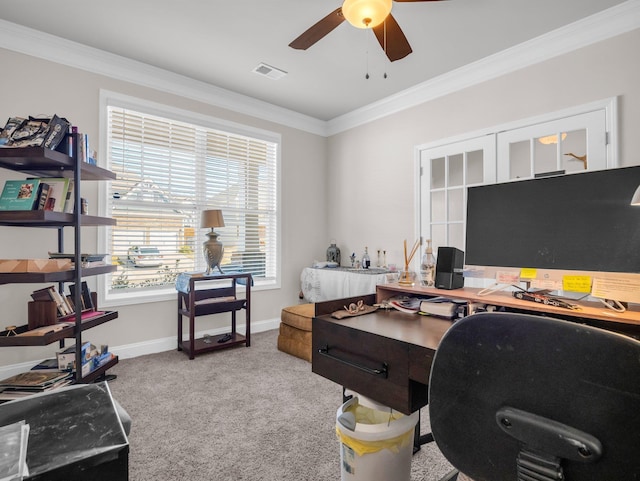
top-left (421, 239), bottom-right (436, 287)
top-left (362, 247), bottom-right (371, 269)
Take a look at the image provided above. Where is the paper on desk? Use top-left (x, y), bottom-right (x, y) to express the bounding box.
top-left (591, 277), bottom-right (640, 304)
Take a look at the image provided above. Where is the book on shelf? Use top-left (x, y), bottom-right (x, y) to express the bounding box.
top-left (0, 369), bottom-right (71, 389)
top-left (0, 370), bottom-right (73, 401)
top-left (69, 281), bottom-right (95, 311)
top-left (0, 179), bottom-right (41, 210)
top-left (31, 358), bottom-right (60, 370)
top-left (388, 296), bottom-right (423, 314)
top-left (56, 342), bottom-right (113, 376)
top-left (0, 177), bottom-right (72, 212)
top-left (62, 179), bottom-right (74, 213)
top-left (31, 285), bottom-right (72, 317)
top-left (35, 181), bottom-right (50, 210)
top-left (419, 297), bottom-right (467, 319)
top-left (33, 177), bottom-right (70, 213)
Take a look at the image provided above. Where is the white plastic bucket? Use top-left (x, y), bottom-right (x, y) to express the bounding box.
top-left (336, 394), bottom-right (419, 481)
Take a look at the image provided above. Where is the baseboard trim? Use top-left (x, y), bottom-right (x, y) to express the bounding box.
top-left (0, 317), bottom-right (281, 380)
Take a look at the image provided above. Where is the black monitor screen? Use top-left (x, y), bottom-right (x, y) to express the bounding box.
top-left (465, 166), bottom-right (640, 273)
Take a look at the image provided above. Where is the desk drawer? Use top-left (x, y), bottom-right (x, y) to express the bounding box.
top-left (312, 316), bottom-right (425, 414)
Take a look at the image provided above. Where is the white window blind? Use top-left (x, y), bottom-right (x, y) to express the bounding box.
top-left (105, 105), bottom-right (278, 298)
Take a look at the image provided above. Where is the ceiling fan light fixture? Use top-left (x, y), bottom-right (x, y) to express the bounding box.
top-left (342, 0), bottom-right (392, 29)
top-left (538, 133), bottom-right (567, 145)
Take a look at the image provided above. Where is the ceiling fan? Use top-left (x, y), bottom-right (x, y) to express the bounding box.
top-left (289, 0), bottom-right (445, 62)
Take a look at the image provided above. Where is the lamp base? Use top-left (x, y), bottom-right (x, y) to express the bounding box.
top-left (203, 230), bottom-right (224, 275)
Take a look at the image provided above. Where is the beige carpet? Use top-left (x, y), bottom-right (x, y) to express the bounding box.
top-left (108, 329), bottom-right (456, 481)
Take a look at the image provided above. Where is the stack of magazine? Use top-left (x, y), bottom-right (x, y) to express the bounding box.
top-left (0, 370), bottom-right (72, 402)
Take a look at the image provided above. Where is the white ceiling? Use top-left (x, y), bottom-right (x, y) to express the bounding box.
top-left (0, 0), bottom-right (632, 122)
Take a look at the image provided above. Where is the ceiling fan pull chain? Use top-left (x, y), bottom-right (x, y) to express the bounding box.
top-left (365, 31), bottom-right (370, 79)
top-left (383, 20), bottom-right (388, 79)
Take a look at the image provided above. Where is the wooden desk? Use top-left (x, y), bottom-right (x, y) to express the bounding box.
top-left (312, 295), bottom-right (453, 415)
top-left (312, 284), bottom-right (640, 417)
top-left (376, 284), bottom-right (640, 338)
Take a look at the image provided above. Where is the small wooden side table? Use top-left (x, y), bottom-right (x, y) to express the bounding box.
top-left (177, 272), bottom-right (252, 359)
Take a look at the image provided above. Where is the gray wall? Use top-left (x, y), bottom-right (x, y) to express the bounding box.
top-left (0, 27), bottom-right (638, 370)
top-left (327, 29), bottom-right (640, 268)
top-left (0, 47), bottom-right (327, 368)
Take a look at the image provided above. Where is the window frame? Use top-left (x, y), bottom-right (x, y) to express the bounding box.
top-left (96, 90), bottom-right (281, 307)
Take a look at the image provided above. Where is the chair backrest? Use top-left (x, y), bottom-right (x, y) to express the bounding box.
top-left (428, 311), bottom-right (640, 481)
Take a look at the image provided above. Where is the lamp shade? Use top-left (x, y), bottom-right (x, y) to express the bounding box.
top-left (201, 209), bottom-right (225, 228)
top-left (632, 185), bottom-right (640, 206)
top-left (342, 0), bottom-right (392, 29)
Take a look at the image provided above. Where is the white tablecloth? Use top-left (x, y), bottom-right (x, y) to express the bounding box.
top-left (300, 267), bottom-right (390, 303)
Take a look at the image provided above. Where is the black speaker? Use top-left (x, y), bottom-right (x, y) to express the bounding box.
top-left (435, 247), bottom-right (465, 290)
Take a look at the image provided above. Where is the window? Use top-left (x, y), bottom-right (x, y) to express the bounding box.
top-left (99, 93), bottom-right (280, 304)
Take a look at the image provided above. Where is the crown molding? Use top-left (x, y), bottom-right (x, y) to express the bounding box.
top-left (326, 0), bottom-right (640, 136)
top-left (1, 1), bottom-right (638, 138)
top-left (0, 18), bottom-right (328, 137)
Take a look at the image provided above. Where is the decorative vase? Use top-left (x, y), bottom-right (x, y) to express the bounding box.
top-left (326, 240), bottom-right (341, 265)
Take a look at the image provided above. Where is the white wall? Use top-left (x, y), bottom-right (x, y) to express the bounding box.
top-left (0, 48), bottom-right (327, 370)
top-left (0, 27), bottom-right (639, 373)
top-left (327, 29), bottom-right (640, 266)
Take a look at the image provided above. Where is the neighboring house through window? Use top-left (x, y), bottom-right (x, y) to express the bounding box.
top-left (98, 91), bottom-right (280, 305)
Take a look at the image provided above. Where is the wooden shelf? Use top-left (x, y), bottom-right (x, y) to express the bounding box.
top-left (376, 283), bottom-right (640, 332)
top-left (0, 310), bottom-right (119, 347)
top-left (178, 333), bottom-right (247, 358)
top-left (80, 355), bottom-right (119, 383)
top-left (0, 146), bottom-right (116, 181)
top-left (0, 134), bottom-right (120, 383)
top-left (0, 265), bottom-right (117, 285)
top-left (0, 210), bottom-right (116, 227)
top-left (177, 273), bottom-right (252, 359)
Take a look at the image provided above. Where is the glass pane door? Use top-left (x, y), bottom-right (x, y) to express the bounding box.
top-left (419, 136), bottom-right (495, 258)
top-left (497, 109), bottom-right (608, 182)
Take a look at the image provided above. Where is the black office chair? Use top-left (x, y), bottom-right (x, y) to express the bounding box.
top-left (428, 311), bottom-right (640, 481)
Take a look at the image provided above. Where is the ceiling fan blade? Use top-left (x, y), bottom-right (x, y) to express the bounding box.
top-left (289, 7), bottom-right (345, 50)
top-left (373, 13), bottom-right (412, 62)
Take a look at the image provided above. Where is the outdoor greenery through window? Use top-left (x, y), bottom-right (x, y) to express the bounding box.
top-left (104, 102), bottom-right (279, 299)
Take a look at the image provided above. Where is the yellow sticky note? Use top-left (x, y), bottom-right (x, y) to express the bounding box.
top-left (562, 275), bottom-right (592, 293)
top-left (520, 268), bottom-right (537, 279)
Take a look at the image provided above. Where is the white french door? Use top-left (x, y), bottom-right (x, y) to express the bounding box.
top-left (417, 98), bottom-right (617, 281)
top-left (497, 108), bottom-right (611, 182)
top-left (419, 136), bottom-right (496, 255)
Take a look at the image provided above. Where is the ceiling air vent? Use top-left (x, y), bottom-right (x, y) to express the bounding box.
top-left (252, 63), bottom-right (287, 80)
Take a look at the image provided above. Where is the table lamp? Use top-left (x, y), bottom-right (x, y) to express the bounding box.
top-left (201, 209), bottom-right (225, 274)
